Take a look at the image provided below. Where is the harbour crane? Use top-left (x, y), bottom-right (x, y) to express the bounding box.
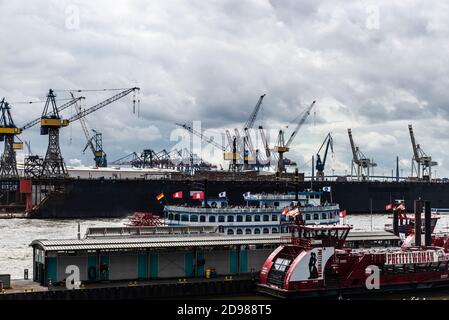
top-left (0, 99), bottom-right (22, 178)
top-left (348, 128), bottom-right (377, 181)
top-left (241, 94), bottom-right (265, 170)
top-left (315, 133), bottom-right (333, 181)
top-left (39, 87), bottom-right (140, 178)
top-left (408, 124), bottom-right (437, 181)
top-left (273, 100), bottom-right (316, 173)
top-left (71, 93), bottom-right (107, 167)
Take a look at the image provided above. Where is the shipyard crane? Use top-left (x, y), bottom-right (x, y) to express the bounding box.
top-left (408, 124), bottom-right (437, 181)
top-left (348, 128), bottom-right (377, 181)
top-left (0, 99), bottom-right (22, 178)
top-left (20, 96), bottom-right (85, 131)
top-left (273, 100), bottom-right (316, 173)
top-left (176, 123), bottom-right (226, 167)
top-left (315, 133), bottom-right (333, 181)
top-left (242, 94), bottom-right (265, 170)
top-left (38, 87), bottom-right (140, 178)
top-left (71, 93), bottom-right (107, 167)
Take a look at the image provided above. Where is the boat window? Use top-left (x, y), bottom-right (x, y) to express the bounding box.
top-left (272, 228), bottom-right (279, 233)
top-left (190, 215), bottom-right (198, 222)
top-left (305, 214), bottom-right (311, 220)
top-left (174, 214), bottom-right (180, 221)
top-left (273, 258), bottom-right (291, 272)
top-left (254, 215), bottom-right (261, 222)
top-left (313, 213), bottom-right (319, 220)
top-left (218, 216), bottom-right (225, 223)
top-left (254, 228), bottom-right (261, 234)
top-left (281, 216), bottom-right (286, 222)
top-left (237, 215), bottom-right (243, 222)
top-left (227, 216), bottom-right (234, 222)
top-left (246, 215), bottom-right (252, 222)
top-left (168, 214), bottom-right (174, 220)
top-left (181, 215), bottom-right (189, 222)
top-left (263, 215), bottom-right (269, 222)
top-left (209, 216), bottom-right (216, 223)
top-left (236, 229), bottom-right (243, 235)
top-left (272, 215), bottom-right (278, 221)
top-left (322, 213), bottom-right (327, 220)
top-left (274, 201), bottom-right (280, 207)
top-left (245, 229), bottom-right (252, 235)
top-left (200, 216), bottom-right (206, 223)
top-left (227, 229), bottom-right (234, 235)
top-left (263, 228), bottom-right (269, 234)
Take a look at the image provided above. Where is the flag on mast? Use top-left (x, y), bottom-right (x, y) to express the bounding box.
top-left (339, 210), bottom-right (347, 218)
top-left (219, 192), bottom-right (226, 198)
top-left (192, 192), bottom-right (204, 200)
top-left (173, 191), bottom-right (183, 199)
top-left (323, 186), bottom-right (332, 192)
top-left (156, 193), bottom-right (165, 201)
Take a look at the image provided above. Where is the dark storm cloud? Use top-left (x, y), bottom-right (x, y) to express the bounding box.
top-left (0, 0), bottom-right (448, 176)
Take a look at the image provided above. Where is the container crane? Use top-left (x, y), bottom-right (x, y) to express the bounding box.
top-left (39, 87), bottom-right (140, 178)
top-left (0, 98), bottom-right (22, 178)
top-left (273, 100), bottom-right (316, 173)
top-left (348, 128), bottom-right (377, 181)
top-left (315, 133), bottom-right (333, 181)
top-left (408, 124), bottom-right (437, 181)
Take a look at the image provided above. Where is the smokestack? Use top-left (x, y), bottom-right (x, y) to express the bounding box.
top-left (424, 200), bottom-right (432, 246)
top-left (414, 199), bottom-right (423, 246)
top-left (203, 179), bottom-right (208, 208)
top-left (393, 210), bottom-right (399, 236)
top-left (396, 156), bottom-right (400, 182)
top-left (294, 168), bottom-right (299, 201)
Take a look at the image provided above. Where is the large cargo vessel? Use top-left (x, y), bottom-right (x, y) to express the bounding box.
top-left (2, 170), bottom-right (449, 218)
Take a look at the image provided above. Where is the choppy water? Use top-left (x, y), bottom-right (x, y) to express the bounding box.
top-left (2, 214), bottom-right (449, 299)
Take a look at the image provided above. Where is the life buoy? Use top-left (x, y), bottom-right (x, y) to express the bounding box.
top-left (88, 266), bottom-right (97, 280)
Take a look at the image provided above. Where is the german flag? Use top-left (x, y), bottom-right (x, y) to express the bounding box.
top-left (156, 193), bottom-right (165, 201)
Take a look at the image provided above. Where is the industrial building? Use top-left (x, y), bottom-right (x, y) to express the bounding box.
top-left (30, 226), bottom-right (282, 286)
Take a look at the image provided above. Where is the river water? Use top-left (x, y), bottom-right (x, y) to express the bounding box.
top-left (2, 214), bottom-right (449, 299)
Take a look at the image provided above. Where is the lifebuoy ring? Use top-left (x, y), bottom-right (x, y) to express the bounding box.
top-left (88, 266), bottom-right (97, 280)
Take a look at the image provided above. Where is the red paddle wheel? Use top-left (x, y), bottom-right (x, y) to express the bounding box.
top-left (126, 212), bottom-right (164, 226)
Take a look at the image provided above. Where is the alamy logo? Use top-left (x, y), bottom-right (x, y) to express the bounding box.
top-left (365, 265), bottom-right (380, 290)
top-left (65, 265), bottom-right (81, 290)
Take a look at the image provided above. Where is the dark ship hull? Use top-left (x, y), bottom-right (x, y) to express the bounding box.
top-left (21, 177), bottom-right (449, 218)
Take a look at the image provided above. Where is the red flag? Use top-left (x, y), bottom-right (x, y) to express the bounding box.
top-left (385, 203), bottom-right (393, 211)
top-left (339, 210), bottom-right (347, 218)
top-left (173, 191), bottom-right (183, 199)
top-left (287, 208), bottom-right (300, 217)
top-left (282, 207), bottom-right (289, 215)
top-left (192, 192), bottom-right (204, 200)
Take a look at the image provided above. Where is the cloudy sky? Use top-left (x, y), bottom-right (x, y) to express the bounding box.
top-left (1, 0), bottom-right (448, 177)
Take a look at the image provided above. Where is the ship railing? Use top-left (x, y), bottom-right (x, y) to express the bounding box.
top-left (164, 206), bottom-right (283, 214)
top-left (164, 204), bottom-right (340, 214)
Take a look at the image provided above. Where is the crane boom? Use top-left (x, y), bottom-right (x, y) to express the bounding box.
top-left (177, 123), bottom-right (225, 151)
top-left (243, 94), bottom-right (265, 130)
top-left (20, 96), bottom-right (84, 131)
top-left (69, 87), bottom-right (140, 122)
top-left (348, 129), bottom-right (358, 161)
top-left (408, 124), bottom-right (420, 161)
top-left (71, 92), bottom-right (95, 156)
top-left (285, 100), bottom-right (316, 148)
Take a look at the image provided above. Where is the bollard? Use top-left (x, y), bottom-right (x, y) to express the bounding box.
top-left (24, 269), bottom-right (29, 280)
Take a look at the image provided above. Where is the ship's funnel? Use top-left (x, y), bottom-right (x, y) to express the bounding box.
top-left (393, 210), bottom-right (399, 236)
top-left (424, 200), bottom-right (432, 246)
top-left (414, 199), bottom-right (423, 246)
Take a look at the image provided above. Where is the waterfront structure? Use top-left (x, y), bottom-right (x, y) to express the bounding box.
top-left (30, 226), bottom-right (280, 286)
